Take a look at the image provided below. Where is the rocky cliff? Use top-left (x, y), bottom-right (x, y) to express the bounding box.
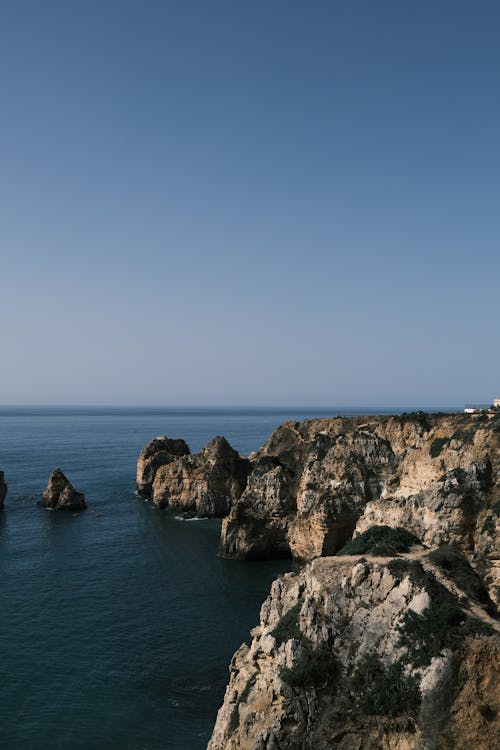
top-left (219, 413), bottom-right (500, 604)
top-left (137, 413), bottom-right (499, 748)
top-left (38, 468), bottom-right (86, 510)
top-left (209, 548), bottom-right (499, 750)
top-left (136, 436), bottom-right (190, 496)
top-left (137, 435), bottom-right (250, 516)
top-left (0, 470), bottom-right (7, 508)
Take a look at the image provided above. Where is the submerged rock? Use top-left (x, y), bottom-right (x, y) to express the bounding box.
top-left (137, 435), bottom-right (250, 517)
top-left (38, 468), bottom-right (86, 511)
top-left (0, 471), bottom-right (7, 508)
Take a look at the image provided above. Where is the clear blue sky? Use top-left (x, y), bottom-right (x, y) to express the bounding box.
top-left (0, 1), bottom-right (498, 406)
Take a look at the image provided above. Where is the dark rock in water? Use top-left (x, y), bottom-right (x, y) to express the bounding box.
top-left (181, 510), bottom-right (197, 520)
top-left (38, 468), bottom-right (86, 511)
top-left (0, 471), bottom-right (7, 508)
top-left (136, 436), bottom-right (191, 496)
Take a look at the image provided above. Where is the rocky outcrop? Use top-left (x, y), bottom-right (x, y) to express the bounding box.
top-left (136, 436), bottom-right (190, 496)
top-left (206, 413), bottom-right (500, 748)
top-left (0, 471), bottom-right (7, 508)
top-left (209, 552), bottom-right (499, 750)
top-left (38, 468), bottom-right (86, 510)
top-left (137, 435), bottom-right (250, 517)
top-left (219, 413), bottom-right (500, 603)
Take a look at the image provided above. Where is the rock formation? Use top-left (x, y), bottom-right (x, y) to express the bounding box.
top-left (136, 435), bottom-right (250, 517)
top-left (199, 412), bottom-right (500, 748)
top-left (109, 413), bottom-right (500, 746)
top-left (0, 471), bottom-right (7, 508)
top-left (38, 468), bottom-right (86, 510)
top-left (209, 549), bottom-right (499, 750)
top-left (219, 413), bottom-right (500, 604)
top-left (136, 436), bottom-right (190, 496)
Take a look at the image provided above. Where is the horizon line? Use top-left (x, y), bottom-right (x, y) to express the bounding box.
top-left (0, 403), bottom-right (466, 410)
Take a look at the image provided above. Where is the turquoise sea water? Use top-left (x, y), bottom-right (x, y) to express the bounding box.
top-left (0, 406), bottom-right (450, 749)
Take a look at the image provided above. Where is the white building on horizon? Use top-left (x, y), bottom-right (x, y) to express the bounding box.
top-left (464, 398), bottom-right (500, 413)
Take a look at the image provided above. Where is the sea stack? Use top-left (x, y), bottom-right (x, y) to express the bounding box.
top-left (136, 435), bottom-right (250, 517)
top-left (0, 471), bottom-right (7, 508)
top-left (38, 468), bottom-right (86, 511)
top-left (136, 436), bottom-right (191, 496)
top-left (151, 435), bottom-right (250, 516)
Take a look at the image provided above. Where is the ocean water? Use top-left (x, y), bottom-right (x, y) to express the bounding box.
top-left (0, 406), bottom-right (447, 749)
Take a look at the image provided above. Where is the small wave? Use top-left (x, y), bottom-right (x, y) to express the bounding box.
top-left (174, 515), bottom-right (208, 522)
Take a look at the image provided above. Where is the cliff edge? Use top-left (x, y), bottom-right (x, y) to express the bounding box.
top-left (209, 548), bottom-right (499, 750)
top-left (219, 413), bottom-right (499, 604)
top-left (137, 412), bottom-right (499, 748)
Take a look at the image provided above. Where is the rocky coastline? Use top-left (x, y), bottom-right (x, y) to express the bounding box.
top-left (136, 410), bottom-right (499, 748)
top-left (137, 411), bottom-right (500, 604)
top-left (2, 410), bottom-right (498, 747)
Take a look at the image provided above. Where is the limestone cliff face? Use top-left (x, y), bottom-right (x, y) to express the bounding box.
top-left (0, 471), bottom-right (7, 508)
top-left (437, 635), bottom-right (500, 749)
top-left (219, 413), bottom-right (499, 602)
top-left (137, 436), bottom-right (250, 517)
top-left (208, 553), bottom-right (499, 750)
top-left (38, 468), bottom-right (86, 510)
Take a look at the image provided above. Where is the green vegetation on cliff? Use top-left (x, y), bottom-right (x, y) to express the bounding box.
top-left (351, 652), bottom-right (420, 716)
top-left (280, 642), bottom-right (337, 688)
top-left (337, 526), bottom-right (420, 556)
top-left (428, 546), bottom-right (492, 609)
top-left (397, 601), bottom-right (492, 668)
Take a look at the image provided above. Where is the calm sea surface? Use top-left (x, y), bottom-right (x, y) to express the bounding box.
top-left (0, 406), bottom-right (450, 749)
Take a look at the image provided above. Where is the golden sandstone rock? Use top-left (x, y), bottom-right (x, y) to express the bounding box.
top-left (137, 412), bottom-right (499, 748)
